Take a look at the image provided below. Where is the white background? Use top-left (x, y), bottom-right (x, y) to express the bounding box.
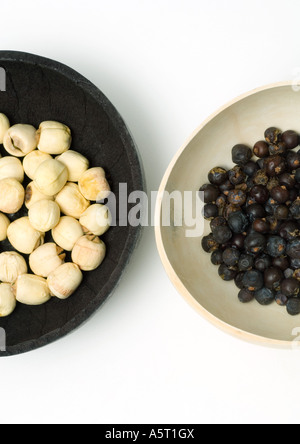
top-left (1, 0), bottom-right (300, 425)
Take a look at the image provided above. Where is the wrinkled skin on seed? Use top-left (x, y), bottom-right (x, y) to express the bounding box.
top-left (47, 263), bottom-right (83, 299)
top-left (13, 274), bottom-right (51, 306)
top-left (0, 251), bottom-right (28, 283)
top-left (3, 124), bottom-right (38, 157)
top-left (34, 159), bottom-right (68, 196)
top-left (25, 182), bottom-right (54, 209)
top-left (29, 243), bottom-right (66, 278)
top-left (0, 283), bottom-right (16, 317)
top-left (78, 167), bottom-right (111, 201)
top-left (71, 235), bottom-right (106, 271)
top-left (37, 121), bottom-right (72, 155)
top-left (0, 178), bottom-right (25, 214)
top-left (0, 113), bottom-right (10, 144)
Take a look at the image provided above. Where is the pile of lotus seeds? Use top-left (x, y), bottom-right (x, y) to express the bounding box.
top-left (0, 113), bottom-right (111, 317)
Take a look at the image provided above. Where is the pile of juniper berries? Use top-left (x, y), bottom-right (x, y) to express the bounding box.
top-left (201, 127), bottom-right (300, 316)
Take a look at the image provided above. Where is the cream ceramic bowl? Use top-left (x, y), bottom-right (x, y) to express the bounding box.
top-left (155, 81), bottom-right (300, 348)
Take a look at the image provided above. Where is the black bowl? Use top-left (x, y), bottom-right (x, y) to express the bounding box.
top-left (0, 51), bottom-right (145, 356)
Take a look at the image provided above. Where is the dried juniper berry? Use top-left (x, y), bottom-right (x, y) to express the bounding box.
top-left (231, 234), bottom-right (246, 250)
top-left (266, 177), bottom-right (280, 192)
top-left (272, 255), bottom-right (290, 271)
top-left (255, 287), bottom-right (275, 305)
top-left (290, 198), bottom-right (300, 219)
top-left (277, 169), bottom-right (291, 187)
top-left (235, 183), bottom-right (248, 193)
top-left (264, 127), bottom-right (282, 145)
top-left (246, 225), bottom-right (257, 236)
top-left (244, 233), bottom-right (266, 255)
top-left (270, 186), bottom-right (290, 204)
top-left (201, 234), bottom-right (219, 253)
top-left (269, 142), bottom-right (287, 156)
top-left (266, 236), bottom-right (286, 258)
top-left (246, 203), bottom-right (266, 222)
top-left (253, 169), bottom-right (269, 186)
top-left (215, 195), bottom-right (227, 211)
top-left (238, 289), bottom-right (254, 303)
top-left (265, 198), bottom-right (279, 216)
top-left (287, 151), bottom-right (300, 171)
top-left (223, 204), bottom-right (241, 220)
top-left (274, 205), bottom-right (289, 220)
top-left (210, 216), bottom-right (227, 232)
top-left (211, 249), bottom-right (224, 266)
top-left (281, 278), bottom-right (300, 297)
top-left (246, 196), bottom-right (256, 207)
top-left (264, 267), bottom-right (284, 290)
top-left (200, 184), bottom-right (220, 203)
top-left (219, 180), bottom-right (234, 194)
top-left (212, 225), bottom-right (232, 244)
top-left (268, 216), bottom-right (283, 232)
top-left (282, 130), bottom-right (299, 150)
top-left (284, 268), bottom-right (294, 279)
top-left (264, 155), bottom-right (286, 177)
top-left (227, 211), bottom-right (249, 234)
top-left (255, 218), bottom-right (270, 235)
top-left (286, 239), bottom-right (300, 259)
top-left (208, 167), bottom-right (228, 186)
top-left (250, 185), bottom-right (269, 204)
top-left (218, 264), bottom-right (237, 281)
top-left (222, 248), bottom-right (240, 267)
top-left (228, 189), bottom-right (247, 206)
top-left (275, 292), bottom-right (289, 306)
top-left (243, 161), bottom-right (259, 177)
top-left (269, 142), bottom-right (288, 156)
top-left (254, 254), bottom-right (272, 272)
top-left (287, 298), bottom-right (300, 316)
top-left (289, 188), bottom-right (298, 202)
top-left (253, 218), bottom-right (270, 234)
top-left (246, 178), bottom-right (255, 192)
top-left (279, 221), bottom-right (300, 241)
top-left (279, 173), bottom-right (296, 190)
top-left (293, 269), bottom-right (300, 281)
top-left (253, 140), bottom-right (269, 158)
top-left (238, 254), bottom-right (254, 272)
top-left (203, 204), bottom-right (218, 220)
top-left (228, 166), bottom-right (247, 185)
top-left (295, 169), bottom-right (300, 184)
top-left (232, 144), bottom-right (252, 166)
top-left (268, 212), bottom-right (281, 228)
top-left (242, 269), bottom-right (264, 291)
top-left (290, 258), bottom-right (300, 270)
top-left (256, 158), bottom-right (265, 170)
top-left (235, 272), bottom-right (245, 290)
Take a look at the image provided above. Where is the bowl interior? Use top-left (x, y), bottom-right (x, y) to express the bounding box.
top-left (157, 83), bottom-right (300, 345)
top-left (0, 52), bottom-right (144, 355)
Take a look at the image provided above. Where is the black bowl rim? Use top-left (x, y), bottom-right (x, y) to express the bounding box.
top-left (0, 50), bottom-right (146, 357)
